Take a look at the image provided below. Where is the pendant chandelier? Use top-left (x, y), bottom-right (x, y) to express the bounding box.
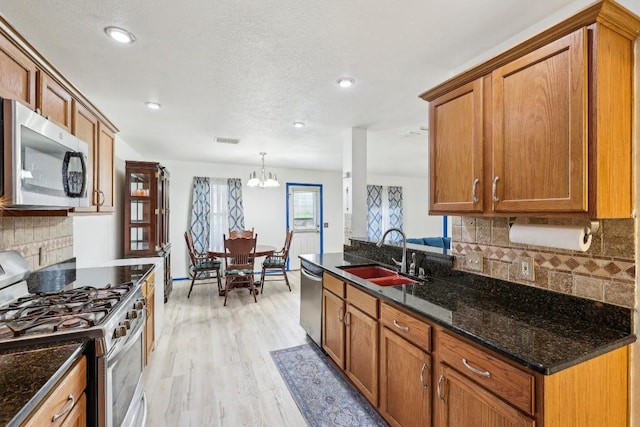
top-left (247, 152), bottom-right (280, 188)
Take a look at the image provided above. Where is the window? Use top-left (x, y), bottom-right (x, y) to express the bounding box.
top-left (291, 187), bottom-right (320, 232)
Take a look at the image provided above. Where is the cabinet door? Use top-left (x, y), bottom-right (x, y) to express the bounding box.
top-left (492, 28), bottom-right (587, 213)
top-left (145, 288), bottom-right (155, 365)
top-left (345, 304), bottom-right (378, 406)
top-left (125, 163), bottom-right (160, 256)
top-left (429, 78), bottom-right (484, 213)
top-left (97, 122), bottom-right (115, 212)
top-left (0, 34), bottom-right (37, 108)
top-left (436, 365), bottom-right (534, 427)
top-left (379, 326), bottom-right (431, 427)
top-left (322, 289), bottom-right (345, 369)
top-left (72, 101), bottom-right (99, 212)
top-left (38, 72), bottom-right (73, 131)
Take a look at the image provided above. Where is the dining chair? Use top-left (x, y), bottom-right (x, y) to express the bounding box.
top-left (228, 227), bottom-right (255, 239)
top-left (222, 234), bottom-right (258, 306)
top-left (260, 230), bottom-right (293, 294)
top-left (184, 231), bottom-right (222, 298)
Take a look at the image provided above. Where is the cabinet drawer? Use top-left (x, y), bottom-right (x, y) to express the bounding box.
top-left (24, 356), bottom-right (87, 427)
top-left (380, 303), bottom-right (431, 352)
top-left (439, 332), bottom-right (535, 415)
top-left (346, 283), bottom-right (378, 318)
top-left (323, 273), bottom-right (345, 298)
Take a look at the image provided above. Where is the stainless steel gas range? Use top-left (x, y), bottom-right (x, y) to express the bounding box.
top-left (0, 250), bottom-right (150, 427)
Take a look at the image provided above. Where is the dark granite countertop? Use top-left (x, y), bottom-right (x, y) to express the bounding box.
top-left (0, 340), bottom-right (85, 426)
top-left (301, 252), bottom-right (635, 375)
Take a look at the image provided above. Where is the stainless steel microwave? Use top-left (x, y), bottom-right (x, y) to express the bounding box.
top-left (1, 98), bottom-right (91, 208)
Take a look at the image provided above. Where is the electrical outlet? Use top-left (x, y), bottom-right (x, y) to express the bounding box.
top-left (517, 257), bottom-right (535, 281)
top-left (466, 251), bottom-right (484, 272)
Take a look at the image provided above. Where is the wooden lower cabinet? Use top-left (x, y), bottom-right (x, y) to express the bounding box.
top-left (142, 272), bottom-right (156, 365)
top-left (23, 356), bottom-right (86, 427)
top-left (322, 275), bottom-right (379, 406)
top-left (60, 393), bottom-right (86, 427)
top-left (436, 365), bottom-right (533, 427)
top-left (345, 303), bottom-right (378, 406)
top-left (322, 288), bottom-right (345, 368)
top-left (379, 326), bottom-right (431, 427)
top-left (321, 277), bottom-right (630, 427)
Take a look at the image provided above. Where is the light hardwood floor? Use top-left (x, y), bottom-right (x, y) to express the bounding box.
top-left (143, 272), bottom-right (309, 426)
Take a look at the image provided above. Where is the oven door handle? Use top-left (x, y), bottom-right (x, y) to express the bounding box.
top-left (108, 316), bottom-right (145, 367)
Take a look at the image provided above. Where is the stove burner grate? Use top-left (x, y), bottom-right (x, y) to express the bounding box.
top-left (0, 282), bottom-right (134, 339)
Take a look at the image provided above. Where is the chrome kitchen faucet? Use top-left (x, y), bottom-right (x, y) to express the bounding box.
top-left (376, 228), bottom-right (407, 274)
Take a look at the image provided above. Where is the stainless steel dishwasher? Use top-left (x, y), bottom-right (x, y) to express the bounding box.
top-left (300, 258), bottom-right (323, 347)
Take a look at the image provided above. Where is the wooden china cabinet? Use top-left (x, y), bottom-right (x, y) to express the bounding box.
top-left (124, 161), bottom-right (172, 301)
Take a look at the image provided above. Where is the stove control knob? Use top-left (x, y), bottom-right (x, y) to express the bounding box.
top-left (127, 310), bottom-right (138, 319)
top-left (134, 301), bottom-right (144, 310)
top-left (122, 320), bottom-right (131, 329)
top-left (114, 325), bottom-right (127, 338)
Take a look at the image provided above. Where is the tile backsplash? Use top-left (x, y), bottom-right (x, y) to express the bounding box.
top-left (451, 217), bottom-right (636, 308)
top-left (0, 217), bottom-right (73, 270)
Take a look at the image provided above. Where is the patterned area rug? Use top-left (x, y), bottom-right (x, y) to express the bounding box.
top-left (270, 343), bottom-right (388, 427)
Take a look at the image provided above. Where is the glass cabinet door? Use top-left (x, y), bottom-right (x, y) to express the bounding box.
top-left (125, 162), bottom-right (159, 256)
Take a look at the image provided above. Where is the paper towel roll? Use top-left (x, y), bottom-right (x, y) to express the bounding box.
top-left (508, 223), bottom-right (592, 252)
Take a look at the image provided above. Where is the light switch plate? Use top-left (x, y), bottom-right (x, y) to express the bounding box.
top-left (466, 251), bottom-right (483, 272)
top-left (517, 257), bottom-right (535, 281)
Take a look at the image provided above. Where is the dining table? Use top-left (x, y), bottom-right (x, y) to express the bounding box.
top-left (208, 244), bottom-right (276, 295)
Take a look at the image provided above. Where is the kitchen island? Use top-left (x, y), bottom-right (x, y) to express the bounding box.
top-left (303, 251), bottom-right (635, 427)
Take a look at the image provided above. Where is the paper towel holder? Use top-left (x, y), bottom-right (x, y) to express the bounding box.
top-left (508, 219), bottom-right (600, 241)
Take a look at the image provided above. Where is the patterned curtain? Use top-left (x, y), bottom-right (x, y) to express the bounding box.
top-left (189, 177), bottom-right (211, 253)
top-left (227, 178), bottom-right (245, 231)
top-left (388, 186), bottom-right (403, 243)
top-left (367, 185), bottom-right (383, 241)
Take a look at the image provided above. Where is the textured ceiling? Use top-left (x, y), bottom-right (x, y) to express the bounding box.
top-left (0, 0), bottom-right (635, 176)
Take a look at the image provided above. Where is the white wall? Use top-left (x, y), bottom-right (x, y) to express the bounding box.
top-left (160, 159), bottom-right (344, 278)
top-left (73, 135), bottom-right (143, 267)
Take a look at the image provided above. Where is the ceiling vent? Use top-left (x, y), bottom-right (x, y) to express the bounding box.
top-left (214, 137), bottom-right (240, 145)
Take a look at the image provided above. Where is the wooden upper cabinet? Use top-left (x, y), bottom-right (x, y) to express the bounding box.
top-left (97, 122), bottom-right (115, 212)
top-left (491, 28), bottom-right (587, 213)
top-left (0, 34), bottom-right (37, 108)
top-left (72, 100), bottom-right (99, 213)
top-left (38, 72), bottom-right (73, 132)
top-left (429, 79), bottom-right (484, 214)
top-left (72, 102), bottom-right (116, 213)
top-left (421, 1), bottom-right (639, 218)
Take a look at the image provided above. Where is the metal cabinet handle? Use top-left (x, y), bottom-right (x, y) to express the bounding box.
top-left (472, 178), bottom-right (480, 203)
top-left (393, 319), bottom-right (409, 332)
top-left (492, 176), bottom-right (500, 202)
top-left (437, 375), bottom-right (445, 402)
top-left (420, 363), bottom-right (428, 388)
top-left (462, 358), bottom-right (492, 378)
top-left (344, 311), bottom-right (351, 327)
top-left (338, 307), bottom-right (344, 322)
top-left (52, 394), bottom-right (75, 422)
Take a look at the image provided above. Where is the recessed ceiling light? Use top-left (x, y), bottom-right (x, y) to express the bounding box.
top-left (337, 77), bottom-right (355, 88)
top-left (293, 121), bottom-right (305, 128)
top-left (145, 101), bottom-right (161, 110)
top-left (104, 26), bottom-right (136, 44)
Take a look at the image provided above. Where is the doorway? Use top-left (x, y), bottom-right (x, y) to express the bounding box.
top-left (287, 183), bottom-right (323, 270)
